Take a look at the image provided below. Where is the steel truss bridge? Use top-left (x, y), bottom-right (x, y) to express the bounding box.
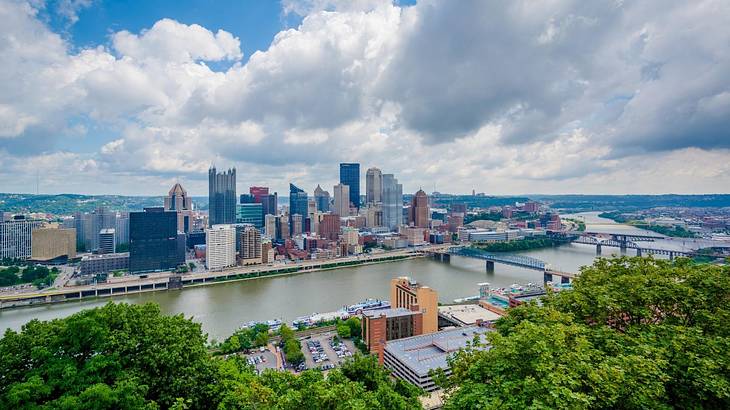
top-left (553, 231), bottom-right (695, 258)
top-left (445, 246), bottom-right (577, 282)
top-left (449, 246), bottom-right (546, 270)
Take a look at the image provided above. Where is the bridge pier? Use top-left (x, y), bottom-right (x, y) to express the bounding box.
top-left (544, 271), bottom-right (553, 283)
top-left (669, 251), bottom-right (674, 261)
top-left (441, 253), bottom-right (450, 263)
top-left (636, 248), bottom-right (642, 257)
top-left (486, 261), bottom-right (495, 273)
top-left (596, 244), bottom-right (602, 255)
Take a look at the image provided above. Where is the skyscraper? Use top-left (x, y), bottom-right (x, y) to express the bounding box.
top-left (261, 193), bottom-right (278, 217)
top-left (249, 186), bottom-right (269, 203)
top-left (239, 225), bottom-right (262, 263)
top-left (129, 207), bottom-right (185, 273)
top-left (339, 163), bottom-right (360, 209)
top-left (382, 174), bottom-right (403, 230)
top-left (0, 216), bottom-right (44, 259)
top-left (99, 228), bottom-right (115, 254)
top-left (313, 184), bottom-right (330, 212)
top-left (289, 183), bottom-right (308, 235)
top-left (164, 182), bottom-right (193, 233)
top-left (320, 214), bottom-right (341, 241)
top-left (291, 214), bottom-right (303, 236)
top-left (265, 214), bottom-right (277, 239)
top-left (206, 224), bottom-right (236, 271)
top-left (208, 167), bottom-right (236, 226)
top-left (411, 189), bottom-right (430, 228)
top-left (236, 203), bottom-right (264, 228)
top-left (366, 167), bottom-right (383, 204)
top-left (115, 213), bottom-right (129, 247)
top-left (333, 183), bottom-right (350, 217)
top-left (74, 207), bottom-right (116, 252)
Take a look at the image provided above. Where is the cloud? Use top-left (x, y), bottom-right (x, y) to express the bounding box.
top-left (56, 0), bottom-right (93, 25)
top-left (0, 0), bottom-right (729, 196)
top-left (112, 18), bottom-right (243, 63)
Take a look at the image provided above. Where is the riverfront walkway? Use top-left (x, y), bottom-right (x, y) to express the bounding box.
top-left (0, 244), bottom-right (453, 309)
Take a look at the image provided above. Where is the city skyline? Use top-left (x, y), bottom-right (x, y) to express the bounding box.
top-left (1, 1), bottom-right (729, 196)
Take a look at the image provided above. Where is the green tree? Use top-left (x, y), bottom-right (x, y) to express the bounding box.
top-left (443, 257), bottom-right (730, 409)
top-left (0, 305), bottom-right (423, 409)
top-left (283, 338), bottom-right (304, 365)
top-left (254, 331), bottom-right (269, 347)
top-left (345, 316), bottom-right (362, 338)
top-left (213, 354), bottom-right (422, 409)
top-left (336, 321), bottom-right (351, 339)
top-left (0, 303), bottom-right (217, 409)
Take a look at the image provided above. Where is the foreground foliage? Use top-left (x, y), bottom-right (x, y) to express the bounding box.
top-left (218, 323), bottom-right (270, 354)
top-left (443, 257), bottom-right (730, 409)
top-left (0, 303), bottom-right (422, 409)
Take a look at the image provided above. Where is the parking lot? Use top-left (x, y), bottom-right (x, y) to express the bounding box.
top-left (298, 331), bottom-right (356, 372)
top-left (243, 347), bottom-right (279, 374)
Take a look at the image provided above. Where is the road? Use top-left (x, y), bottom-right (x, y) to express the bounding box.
top-left (0, 244), bottom-right (454, 301)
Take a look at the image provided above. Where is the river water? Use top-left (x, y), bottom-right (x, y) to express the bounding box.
top-left (0, 212), bottom-right (645, 341)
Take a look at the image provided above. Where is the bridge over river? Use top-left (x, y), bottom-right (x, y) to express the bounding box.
top-left (435, 246), bottom-right (577, 284)
top-left (555, 230), bottom-right (730, 258)
top-left (430, 235), bottom-right (729, 284)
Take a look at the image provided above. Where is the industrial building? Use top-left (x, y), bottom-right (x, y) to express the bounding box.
top-left (383, 326), bottom-right (491, 392)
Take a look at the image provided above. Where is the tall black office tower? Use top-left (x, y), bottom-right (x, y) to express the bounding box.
top-left (339, 163), bottom-right (360, 209)
top-left (208, 166), bottom-right (236, 226)
top-left (129, 207), bottom-right (185, 273)
top-left (289, 183), bottom-right (308, 234)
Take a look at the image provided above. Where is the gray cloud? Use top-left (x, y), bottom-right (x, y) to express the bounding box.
top-left (1, 0), bottom-right (729, 196)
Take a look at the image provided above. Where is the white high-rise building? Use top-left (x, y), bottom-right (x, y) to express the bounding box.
top-left (366, 167), bottom-right (383, 205)
top-left (333, 183), bottom-right (350, 217)
top-left (206, 224), bottom-right (236, 271)
top-left (382, 174), bottom-right (403, 230)
top-left (0, 217), bottom-right (44, 259)
top-left (264, 214), bottom-right (277, 239)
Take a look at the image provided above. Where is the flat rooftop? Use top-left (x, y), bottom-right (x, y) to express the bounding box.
top-left (438, 304), bottom-right (502, 325)
top-left (363, 307), bottom-right (418, 319)
top-left (384, 326), bottom-right (491, 377)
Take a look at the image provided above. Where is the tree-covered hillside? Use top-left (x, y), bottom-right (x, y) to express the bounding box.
top-left (442, 257), bottom-right (730, 409)
top-left (0, 303), bottom-right (420, 409)
top-left (0, 193), bottom-right (208, 215)
top-left (1, 257), bottom-right (728, 409)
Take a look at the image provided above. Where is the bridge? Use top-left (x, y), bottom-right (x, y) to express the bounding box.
top-left (450, 246), bottom-right (546, 270)
top-left (551, 231), bottom-right (702, 259)
top-left (443, 246), bottom-right (575, 284)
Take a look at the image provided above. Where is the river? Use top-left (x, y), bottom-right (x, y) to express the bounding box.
top-left (0, 212), bottom-right (644, 341)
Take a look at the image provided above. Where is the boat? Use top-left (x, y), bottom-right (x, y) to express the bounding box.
top-left (240, 318), bottom-right (282, 331)
top-left (346, 298), bottom-right (390, 314)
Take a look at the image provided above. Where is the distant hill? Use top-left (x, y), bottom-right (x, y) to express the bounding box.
top-left (0, 193), bottom-right (209, 215)
top-left (530, 194), bottom-right (730, 211)
top-left (3, 192), bottom-right (728, 216)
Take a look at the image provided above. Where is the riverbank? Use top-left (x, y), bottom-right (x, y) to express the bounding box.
top-left (0, 252), bottom-right (420, 311)
top-left (598, 212), bottom-right (696, 238)
top-left (473, 237), bottom-right (571, 252)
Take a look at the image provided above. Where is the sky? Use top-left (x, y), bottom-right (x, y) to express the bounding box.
top-left (1, 0), bottom-right (729, 197)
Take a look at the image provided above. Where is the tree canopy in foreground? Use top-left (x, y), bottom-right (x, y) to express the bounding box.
top-left (443, 257), bottom-right (730, 409)
top-left (0, 303), bottom-right (421, 409)
top-left (2, 257), bottom-right (727, 409)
